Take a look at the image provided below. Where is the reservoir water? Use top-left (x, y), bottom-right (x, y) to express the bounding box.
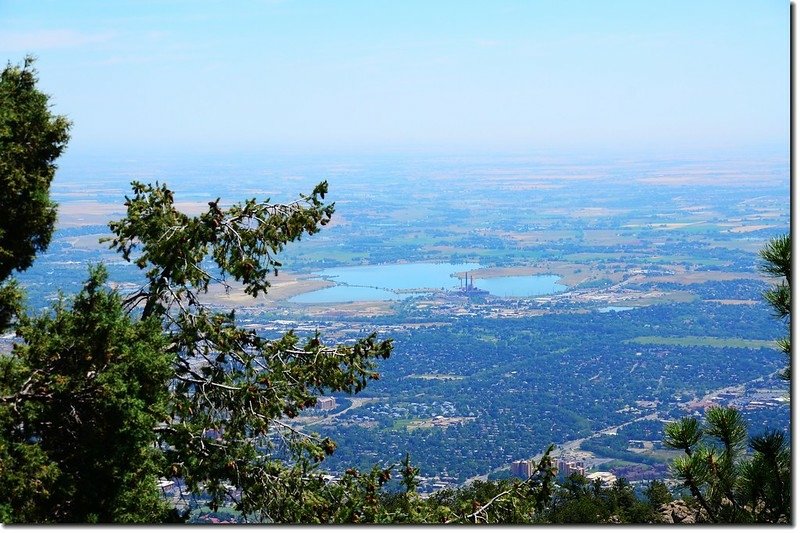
top-left (289, 262), bottom-right (566, 303)
top-left (477, 275), bottom-right (565, 298)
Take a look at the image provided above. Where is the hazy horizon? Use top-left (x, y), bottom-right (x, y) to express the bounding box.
top-left (0, 0), bottom-right (789, 157)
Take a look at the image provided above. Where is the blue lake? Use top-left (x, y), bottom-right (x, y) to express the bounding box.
top-left (476, 275), bottom-right (566, 298)
top-left (289, 263), bottom-right (566, 303)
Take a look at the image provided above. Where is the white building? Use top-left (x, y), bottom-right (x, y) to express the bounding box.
top-left (586, 471), bottom-right (617, 488)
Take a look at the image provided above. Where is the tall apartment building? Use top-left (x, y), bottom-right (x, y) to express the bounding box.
top-left (315, 397), bottom-right (336, 410)
top-left (510, 459), bottom-right (533, 479)
top-left (556, 458), bottom-right (585, 478)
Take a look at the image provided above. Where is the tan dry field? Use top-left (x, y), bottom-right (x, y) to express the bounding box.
top-left (625, 292), bottom-right (696, 305)
top-left (57, 201), bottom-right (125, 227)
top-left (490, 229), bottom-right (577, 245)
top-left (407, 416), bottom-right (475, 430)
top-left (635, 168), bottom-right (783, 186)
top-left (652, 221), bottom-right (708, 230)
top-left (63, 233), bottom-right (112, 251)
top-left (468, 262), bottom-right (618, 286)
top-left (320, 212), bottom-right (348, 228)
top-left (727, 224), bottom-right (776, 234)
top-left (299, 300), bottom-right (396, 318)
top-left (200, 274), bottom-right (334, 306)
top-left (57, 199), bottom-right (217, 228)
top-left (542, 207), bottom-right (630, 218)
top-left (645, 267), bottom-right (764, 285)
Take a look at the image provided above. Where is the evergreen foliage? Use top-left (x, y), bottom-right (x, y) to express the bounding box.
top-left (759, 234), bottom-right (790, 379)
top-left (644, 480), bottom-right (672, 508)
top-left (661, 234), bottom-right (791, 524)
top-left (664, 406), bottom-right (790, 523)
top-left (0, 57), bottom-right (70, 331)
top-left (538, 472), bottom-right (659, 524)
top-left (0, 267), bottom-right (172, 522)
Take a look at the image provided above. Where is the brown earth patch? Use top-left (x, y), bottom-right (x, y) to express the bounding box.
top-left (58, 200), bottom-right (216, 227)
top-left (646, 270), bottom-right (763, 285)
top-left (544, 207), bottom-right (629, 218)
top-left (463, 262), bottom-right (621, 287)
top-left (490, 229), bottom-right (577, 245)
top-left (200, 274), bottom-right (334, 306)
top-left (300, 300), bottom-right (396, 318)
top-left (656, 222), bottom-right (705, 229)
top-left (62, 233), bottom-right (112, 250)
top-left (57, 202), bottom-right (125, 227)
top-left (728, 225), bottom-right (775, 234)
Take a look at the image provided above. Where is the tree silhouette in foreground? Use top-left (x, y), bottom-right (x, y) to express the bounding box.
top-left (664, 406), bottom-right (789, 523)
top-left (0, 58), bottom-right (391, 523)
top-left (1, 180), bottom-right (397, 522)
top-left (759, 234), bottom-right (790, 380)
top-left (0, 269), bottom-right (173, 522)
top-left (0, 56), bottom-right (70, 331)
top-left (662, 233), bottom-right (791, 524)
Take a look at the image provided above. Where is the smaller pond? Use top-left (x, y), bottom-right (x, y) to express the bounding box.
top-left (476, 275), bottom-right (566, 298)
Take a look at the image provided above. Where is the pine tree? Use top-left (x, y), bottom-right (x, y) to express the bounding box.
top-left (664, 406), bottom-right (789, 523)
top-left (759, 234), bottom-right (790, 380)
top-left (662, 233), bottom-right (792, 523)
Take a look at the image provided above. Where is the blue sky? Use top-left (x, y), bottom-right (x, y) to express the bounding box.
top-left (0, 0), bottom-right (789, 156)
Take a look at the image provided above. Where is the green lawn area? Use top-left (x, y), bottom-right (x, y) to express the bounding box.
top-left (625, 335), bottom-right (776, 350)
top-left (564, 252), bottom-right (635, 261)
top-left (288, 249), bottom-right (370, 263)
top-left (392, 418), bottom-right (420, 430)
top-left (594, 459), bottom-right (643, 470)
top-left (647, 255), bottom-right (727, 266)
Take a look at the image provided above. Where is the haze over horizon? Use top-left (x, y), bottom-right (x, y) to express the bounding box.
top-left (0, 0), bottom-right (789, 158)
